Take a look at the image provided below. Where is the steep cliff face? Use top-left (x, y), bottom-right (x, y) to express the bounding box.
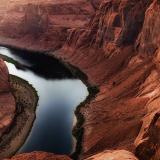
top-left (59, 0), bottom-right (160, 159)
top-left (84, 150), bottom-right (138, 160)
top-left (0, 59), bottom-right (15, 138)
top-left (5, 150), bottom-right (137, 160)
top-left (137, 0), bottom-right (160, 55)
top-left (1, 0), bottom-right (160, 160)
top-left (0, 0), bottom-right (97, 51)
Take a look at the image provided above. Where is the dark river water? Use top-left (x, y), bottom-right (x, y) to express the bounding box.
top-left (0, 47), bottom-right (88, 155)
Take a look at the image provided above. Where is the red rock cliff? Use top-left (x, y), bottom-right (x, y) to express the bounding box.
top-left (4, 152), bottom-right (71, 160)
top-left (1, 0), bottom-right (160, 160)
top-left (0, 59), bottom-right (15, 141)
top-left (0, 0), bottom-right (98, 51)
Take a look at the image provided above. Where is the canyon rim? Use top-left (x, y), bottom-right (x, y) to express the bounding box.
top-left (0, 0), bottom-right (160, 160)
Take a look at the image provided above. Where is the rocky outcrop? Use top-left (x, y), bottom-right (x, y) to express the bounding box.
top-left (1, 0), bottom-right (160, 160)
top-left (0, 59), bottom-right (15, 137)
top-left (84, 150), bottom-right (138, 160)
top-left (4, 152), bottom-right (71, 160)
top-left (137, 0), bottom-right (160, 55)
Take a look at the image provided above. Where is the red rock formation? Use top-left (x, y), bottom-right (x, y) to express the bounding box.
top-left (0, 59), bottom-right (15, 137)
top-left (4, 152), bottom-right (71, 160)
top-left (59, 0), bottom-right (160, 159)
top-left (84, 150), bottom-right (138, 160)
top-left (1, 0), bottom-right (160, 160)
top-left (0, 0), bottom-right (96, 51)
top-left (137, 0), bottom-right (160, 55)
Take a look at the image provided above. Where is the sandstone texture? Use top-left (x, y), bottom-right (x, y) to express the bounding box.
top-left (1, 0), bottom-right (160, 160)
top-left (0, 59), bottom-right (15, 137)
top-left (4, 152), bottom-right (71, 160)
top-left (0, 0), bottom-right (101, 51)
top-left (84, 150), bottom-right (138, 160)
top-left (60, 0), bottom-right (160, 159)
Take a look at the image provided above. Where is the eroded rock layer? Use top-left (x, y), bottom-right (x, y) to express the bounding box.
top-left (0, 0), bottom-right (101, 51)
top-left (4, 152), bottom-right (71, 160)
top-left (1, 0), bottom-right (160, 160)
top-left (5, 150), bottom-right (138, 160)
top-left (59, 0), bottom-right (160, 159)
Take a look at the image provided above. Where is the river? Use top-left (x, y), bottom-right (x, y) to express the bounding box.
top-left (0, 47), bottom-right (88, 155)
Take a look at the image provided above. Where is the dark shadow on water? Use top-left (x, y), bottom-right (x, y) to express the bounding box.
top-left (10, 48), bottom-right (74, 79)
top-left (0, 46), bottom-right (89, 155)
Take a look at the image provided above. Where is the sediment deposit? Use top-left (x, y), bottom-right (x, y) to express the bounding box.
top-left (0, 75), bottom-right (38, 159)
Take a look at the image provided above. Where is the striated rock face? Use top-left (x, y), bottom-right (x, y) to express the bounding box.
top-left (59, 0), bottom-right (160, 159)
top-left (5, 150), bottom-right (138, 160)
top-left (0, 59), bottom-right (15, 137)
top-left (137, 0), bottom-right (160, 55)
top-left (0, 0), bottom-right (98, 51)
top-left (84, 150), bottom-right (138, 160)
top-left (1, 0), bottom-right (160, 160)
top-left (65, 0), bottom-right (152, 49)
top-left (4, 152), bottom-right (71, 160)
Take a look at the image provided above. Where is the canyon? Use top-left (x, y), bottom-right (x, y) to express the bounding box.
top-left (0, 0), bottom-right (160, 160)
top-left (0, 0), bottom-right (100, 51)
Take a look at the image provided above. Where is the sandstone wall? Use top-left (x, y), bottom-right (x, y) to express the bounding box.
top-left (0, 0), bottom-right (97, 51)
top-left (1, 0), bottom-right (160, 160)
top-left (59, 0), bottom-right (160, 159)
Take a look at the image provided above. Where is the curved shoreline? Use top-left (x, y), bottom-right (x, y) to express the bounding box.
top-left (0, 45), bottom-right (99, 159)
top-left (71, 86), bottom-right (99, 160)
top-left (62, 59), bottom-right (99, 159)
top-left (0, 75), bottom-right (38, 159)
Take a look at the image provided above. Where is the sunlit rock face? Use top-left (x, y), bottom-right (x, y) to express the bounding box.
top-left (0, 59), bottom-right (15, 137)
top-left (2, 0), bottom-right (160, 160)
top-left (64, 0), bottom-right (153, 50)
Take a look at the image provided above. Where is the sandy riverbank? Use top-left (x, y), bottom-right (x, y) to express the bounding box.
top-left (0, 75), bottom-right (38, 159)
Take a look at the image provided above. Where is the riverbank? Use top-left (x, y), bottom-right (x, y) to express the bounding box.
top-left (0, 46), bottom-right (99, 160)
top-left (71, 86), bottom-right (99, 160)
top-left (0, 75), bottom-right (38, 159)
top-left (0, 47), bottom-right (97, 159)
